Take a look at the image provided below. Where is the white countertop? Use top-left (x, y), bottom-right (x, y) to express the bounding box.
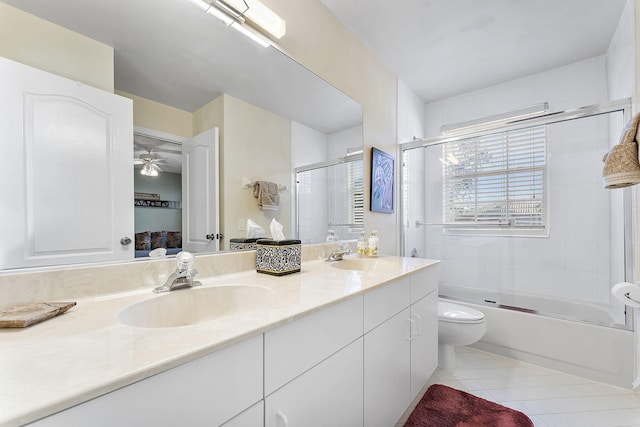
top-left (0, 255), bottom-right (437, 427)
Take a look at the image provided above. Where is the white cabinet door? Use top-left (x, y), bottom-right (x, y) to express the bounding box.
top-left (182, 127), bottom-right (220, 252)
top-left (364, 308), bottom-right (412, 427)
top-left (265, 338), bottom-right (363, 427)
top-left (0, 56), bottom-right (133, 269)
top-left (410, 291), bottom-right (438, 401)
top-left (29, 335), bottom-right (263, 427)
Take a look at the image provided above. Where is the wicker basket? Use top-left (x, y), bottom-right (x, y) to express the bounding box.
top-left (603, 113), bottom-right (640, 189)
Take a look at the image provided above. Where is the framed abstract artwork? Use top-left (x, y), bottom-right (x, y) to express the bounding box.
top-left (370, 147), bottom-right (394, 213)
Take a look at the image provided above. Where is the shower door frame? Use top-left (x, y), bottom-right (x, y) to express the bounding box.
top-left (399, 98), bottom-right (635, 331)
top-left (294, 152), bottom-right (364, 241)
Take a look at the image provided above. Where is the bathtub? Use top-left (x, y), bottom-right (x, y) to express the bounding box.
top-left (439, 284), bottom-right (624, 328)
top-left (440, 288), bottom-right (636, 389)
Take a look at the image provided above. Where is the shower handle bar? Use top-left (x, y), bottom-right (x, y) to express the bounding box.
top-left (413, 220), bottom-right (545, 228)
top-left (327, 223), bottom-right (363, 227)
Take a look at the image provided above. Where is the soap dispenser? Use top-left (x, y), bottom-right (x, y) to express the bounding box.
top-left (357, 231), bottom-right (368, 256)
top-left (368, 230), bottom-right (379, 257)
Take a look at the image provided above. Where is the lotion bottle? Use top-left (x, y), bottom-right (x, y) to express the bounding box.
top-left (367, 230), bottom-right (379, 257)
top-left (357, 231), bottom-right (368, 256)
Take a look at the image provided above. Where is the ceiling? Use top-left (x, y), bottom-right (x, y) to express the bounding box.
top-left (4, 0), bottom-right (627, 131)
top-left (320, 0), bottom-right (628, 103)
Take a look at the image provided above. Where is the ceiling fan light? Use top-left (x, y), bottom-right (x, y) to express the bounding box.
top-left (141, 164), bottom-right (158, 177)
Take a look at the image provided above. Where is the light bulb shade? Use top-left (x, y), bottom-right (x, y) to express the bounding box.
top-left (195, 0), bottom-right (285, 42)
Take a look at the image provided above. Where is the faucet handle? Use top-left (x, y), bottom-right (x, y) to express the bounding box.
top-left (338, 241), bottom-right (352, 253)
top-left (176, 251), bottom-right (195, 271)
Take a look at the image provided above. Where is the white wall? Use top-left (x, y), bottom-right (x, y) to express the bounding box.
top-left (424, 55), bottom-right (609, 138)
top-left (292, 121), bottom-right (328, 167)
top-left (293, 122), bottom-right (364, 244)
top-left (328, 124), bottom-right (363, 158)
top-left (292, 121), bottom-right (329, 243)
top-left (397, 79), bottom-right (426, 257)
top-left (397, 79), bottom-right (425, 143)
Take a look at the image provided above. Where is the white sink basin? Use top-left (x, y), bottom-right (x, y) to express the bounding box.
top-left (331, 257), bottom-right (397, 272)
top-left (118, 285), bottom-right (274, 328)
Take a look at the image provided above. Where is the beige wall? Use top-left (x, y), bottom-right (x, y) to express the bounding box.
top-left (265, 0), bottom-right (399, 254)
top-left (195, 94), bottom-right (292, 248)
top-left (117, 90), bottom-right (193, 138)
top-left (0, 2), bottom-right (113, 92)
top-left (223, 95), bottom-right (292, 246)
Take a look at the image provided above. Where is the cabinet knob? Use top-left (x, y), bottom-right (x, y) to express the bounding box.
top-left (412, 314), bottom-right (422, 336)
top-left (276, 410), bottom-right (289, 427)
top-left (120, 237), bottom-right (132, 245)
top-left (406, 318), bottom-right (416, 341)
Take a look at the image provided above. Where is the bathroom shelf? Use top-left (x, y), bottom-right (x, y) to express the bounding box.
top-left (134, 199), bottom-right (181, 209)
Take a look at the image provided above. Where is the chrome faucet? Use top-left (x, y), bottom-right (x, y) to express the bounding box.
top-left (326, 242), bottom-right (352, 261)
top-left (153, 252), bottom-right (202, 293)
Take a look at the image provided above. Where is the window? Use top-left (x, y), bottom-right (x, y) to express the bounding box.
top-left (348, 159), bottom-right (364, 231)
top-left (442, 126), bottom-right (546, 235)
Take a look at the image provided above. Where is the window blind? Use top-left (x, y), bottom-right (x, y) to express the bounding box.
top-left (442, 126), bottom-right (546, 231)
top-left (348, 160), bottom-right (364, 228)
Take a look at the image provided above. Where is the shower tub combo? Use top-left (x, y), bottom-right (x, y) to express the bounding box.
top-left (401, 99), bottom-right (636, 388)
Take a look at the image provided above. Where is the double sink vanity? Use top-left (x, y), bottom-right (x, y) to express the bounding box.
top-left (0, 246), bottom-right (438, 427)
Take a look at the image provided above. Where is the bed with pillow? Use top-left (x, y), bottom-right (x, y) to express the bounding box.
top-left (135, 231), bottom-right (182, 257)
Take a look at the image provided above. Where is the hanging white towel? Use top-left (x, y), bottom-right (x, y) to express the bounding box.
top-left (253, 181), bottom-right (280, 210)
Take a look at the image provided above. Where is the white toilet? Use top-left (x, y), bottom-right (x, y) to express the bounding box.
top-left (438, 301), bottom-right (487, 369)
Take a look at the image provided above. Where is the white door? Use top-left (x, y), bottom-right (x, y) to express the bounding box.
top-left (181, 128), bottom-right (220, 252)
top-left (0, 56), bottom-right (133, 270)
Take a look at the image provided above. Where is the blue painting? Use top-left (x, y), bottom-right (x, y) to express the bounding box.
top-left (371, 147), bottom-right (394, 213)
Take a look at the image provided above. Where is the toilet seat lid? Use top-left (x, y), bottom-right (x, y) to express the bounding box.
top-left (438, 301), bottom-right (485, 323)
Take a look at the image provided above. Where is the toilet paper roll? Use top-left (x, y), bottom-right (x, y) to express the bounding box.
top-left (611, 282), bottom-right (640, 307)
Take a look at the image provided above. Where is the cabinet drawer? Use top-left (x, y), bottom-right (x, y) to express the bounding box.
top-left (29, 334), bottom-right (263, 427)
top-left (410, 264), bottom-right (438, 303)
top-left (264, 295), bottom-right (363, 395)
top-left (363, 276), bottom-right (410, 333)
top-left (265, 338), bottom-right (363, 427)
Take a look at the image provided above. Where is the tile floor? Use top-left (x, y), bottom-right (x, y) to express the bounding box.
top-left (396, 346), bottom-right (640, 427)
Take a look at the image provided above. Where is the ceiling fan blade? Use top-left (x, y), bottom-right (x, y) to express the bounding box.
top-left (133, 159), bottom-right (144, 165)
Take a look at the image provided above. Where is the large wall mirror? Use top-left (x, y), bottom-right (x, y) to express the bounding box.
top-left (0, 0), bottom-right (363, 271)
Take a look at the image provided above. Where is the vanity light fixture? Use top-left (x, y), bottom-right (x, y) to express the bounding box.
top-left (191, 0), bottom-right (286, 48)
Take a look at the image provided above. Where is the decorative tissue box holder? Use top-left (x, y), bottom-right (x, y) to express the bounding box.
top-left (229, 238), bottom-right (260, 251)
top-left (256, 239), bottom-right (302, 276)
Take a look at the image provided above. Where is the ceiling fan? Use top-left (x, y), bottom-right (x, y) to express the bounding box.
top-left (134, 149), bottom-right (167, 176)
